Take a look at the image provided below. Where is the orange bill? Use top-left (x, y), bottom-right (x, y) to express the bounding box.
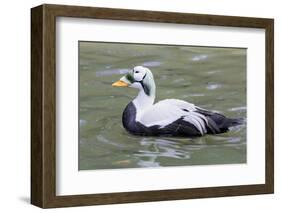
top-left (112, 80), bottom-right (129, 87)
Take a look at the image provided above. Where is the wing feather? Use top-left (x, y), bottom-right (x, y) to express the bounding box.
top-left (137, 99), bottom-right (208, 134)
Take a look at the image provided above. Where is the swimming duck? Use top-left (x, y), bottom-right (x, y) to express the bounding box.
top-left (112, 66), bottom-right (243, 137)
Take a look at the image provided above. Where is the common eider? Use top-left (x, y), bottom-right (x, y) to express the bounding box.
top-left (112, 66), bottom-right (243, 137)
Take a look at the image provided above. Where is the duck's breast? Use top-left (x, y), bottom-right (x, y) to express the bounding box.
top-left (122, 102), bottom-right (142, 134)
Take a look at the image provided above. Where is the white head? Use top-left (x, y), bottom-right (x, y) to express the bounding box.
top-left (112, 66), bottom-right (156, 97)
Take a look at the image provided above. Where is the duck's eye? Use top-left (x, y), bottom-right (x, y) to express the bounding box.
top-left (135, 71), bottom-right (140, 74)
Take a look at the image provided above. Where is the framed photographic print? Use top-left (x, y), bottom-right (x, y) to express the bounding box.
top-left (31, 4), bottom-right (274, 208)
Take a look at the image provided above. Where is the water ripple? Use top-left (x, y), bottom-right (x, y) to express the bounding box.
top-left (96, 68), bottom-right (129, 77)
top-left (206, 83), bottom-right (222, 90)
top-left (142, 61), bottom-right (161, 67)
top-left (191, 54), bottom-right (208, 61)
top-left (228, 106), bottom-right (247, 112)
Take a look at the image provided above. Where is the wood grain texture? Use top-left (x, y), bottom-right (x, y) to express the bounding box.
top-left (265, 20), bottom-right (274, 193)
top-left (31, 4), bottom-right (274, 208)
top-left (44, 4), bottom-right (272, 28)
top-left (31, 5), bottom-right (43, 207)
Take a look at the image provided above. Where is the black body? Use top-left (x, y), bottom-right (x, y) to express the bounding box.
top-left (122, 102), bottom-right (243, 137)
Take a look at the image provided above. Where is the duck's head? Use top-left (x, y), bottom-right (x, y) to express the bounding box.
top-left (112, 66), bottom-right (155, 96)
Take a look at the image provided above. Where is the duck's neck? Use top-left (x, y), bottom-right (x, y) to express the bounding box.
top-left (132, 89), bottom-right (155, 112)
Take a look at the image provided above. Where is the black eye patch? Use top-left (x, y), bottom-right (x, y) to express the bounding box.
top-left (135, 71), bottom-right (140, 73)
top-left (125, 73), bottom-right (135, 83)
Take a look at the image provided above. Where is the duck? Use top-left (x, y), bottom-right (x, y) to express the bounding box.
top-left (112, 66), bottom-right (243, 137)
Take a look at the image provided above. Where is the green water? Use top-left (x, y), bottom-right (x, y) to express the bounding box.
top-left (79, 42), bottom-right (247, 170)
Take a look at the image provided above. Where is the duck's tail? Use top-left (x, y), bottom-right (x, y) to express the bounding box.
top-left (208, 115), bottom-right (245, 134)
top-left (225, 117), bottom-right (245, 126)
top-left (195, 107), bottom-right (245, 134)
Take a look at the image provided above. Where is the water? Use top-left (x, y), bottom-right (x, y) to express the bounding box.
top-left (79, 42), bottom-right (247, 170)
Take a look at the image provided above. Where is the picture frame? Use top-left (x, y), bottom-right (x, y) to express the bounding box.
top-left (31, 4), bottom-right (274, 208)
